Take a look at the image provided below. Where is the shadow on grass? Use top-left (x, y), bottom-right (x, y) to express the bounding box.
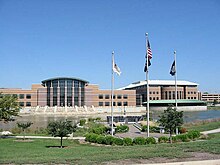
top-left (45, 146), bottom-right (68, 148)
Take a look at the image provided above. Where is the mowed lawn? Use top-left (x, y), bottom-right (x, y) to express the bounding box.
top-left (1, 133), bottom-right (220, 164)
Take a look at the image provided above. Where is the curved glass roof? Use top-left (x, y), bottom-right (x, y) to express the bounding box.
top-left (41, 77), bottom-right (89, 84)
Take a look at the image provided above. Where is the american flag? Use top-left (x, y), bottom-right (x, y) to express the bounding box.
top-left (144, 38), bottom-right (152, 72)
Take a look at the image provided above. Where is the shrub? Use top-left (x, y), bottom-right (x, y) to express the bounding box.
top-left (158, 136), bottom-right (169, 143)
top-left (146, 137), bottom-right (156, 144)
top-left (187, 130), bottom-right (200, 140)
top-left (113, 137), bottom-right (124, 145)
top-left (179, 127), bottom-right (187, 134)
top-left (116, 125), bottom-right (129, 133)
top-left (96, 135), bottom-right (106, 144)
top-left (85, 133), bottom-right (98, 143)
top-left (79, 119), bottom-right (86, 126)
top-left (133, 137), bottom-right (146, 145)
top-left (150, 126), bottom-right (160, 133)
top-left (90, 126), bottom-right (107, 135)
top-left (176, 134), bottom-right (190, 142)
top-left (96, 117), bottom-right (101, 121)
top-left (123, 137), bottom-right (133, 146)
top-left (142, 126), bottom-right (160, 133)
top-left (141, 125), bottom-right (147, 132)
top-left (105, 135), bottom-right (114, 145)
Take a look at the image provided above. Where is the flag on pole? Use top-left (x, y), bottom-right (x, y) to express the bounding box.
top-left (113, 58), bottom-right (121, 76)
top-left (170, 61), bottom-right (176, 76)
top-left (144, 38), bottom-right (152, 72)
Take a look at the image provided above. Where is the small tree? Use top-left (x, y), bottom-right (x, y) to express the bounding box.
top-left (0, 94), bottom-right (20, 123)
top-left (47, 120), bottom-right (76, 148)
top-left (158, 105), bottom-right (183, 143)
top-left (17, 122), bottom-right (33, 140)
top-left (213, 99), bottom-right (218, 106)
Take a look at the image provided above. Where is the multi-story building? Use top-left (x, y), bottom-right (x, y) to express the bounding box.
top-left (0, 78), bottom-right (201, 108)
top-left (120, 80), bottom-right (199, 106)
top-left (200, 93), bottom-right (220, 103)
top-left (0, 77), bottom-right (136, 108)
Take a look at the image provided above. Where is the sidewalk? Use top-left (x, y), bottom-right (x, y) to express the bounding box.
top-left (4, 135), bottom-right (85, 140)
top-left (201, 128), bottom-right (220, 135)
top-left (136, 159), bottom-right (220, 165)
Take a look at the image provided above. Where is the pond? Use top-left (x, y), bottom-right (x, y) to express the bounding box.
top-left (1, 110), bottom-right (220, 130)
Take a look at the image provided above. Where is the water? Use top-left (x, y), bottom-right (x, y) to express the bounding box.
top-left (1, 110), bottom-right (220, 130)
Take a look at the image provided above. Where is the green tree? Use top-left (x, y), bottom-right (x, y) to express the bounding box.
top-left (0, 94), bottom-right (20, 122)
top-left (17, 122), bottom-right (33, 140)
top-left (158, 105), bottom-right (183, 143)
top-left (47, 120), bottom-right (76, 148)
top-left (213, 99), bottom-right (218, 106)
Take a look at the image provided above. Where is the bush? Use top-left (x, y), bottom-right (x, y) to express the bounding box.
top-left (176, 134), bottom-right (190, 142)
top-left (96, 117), bottom-right (101, 121)
top-left (146, 137), bottom-right (156, 144)
top-left (158, 136), bottom-right (169, 143)
top-left (79, 119), bottom-right (86, 126)
top-left (187, 130), bottom-right (200, 140)
top-left (179, 127), bottom-right (187, 134)
top-left (123, 137), bottom-right (133, 146)
top-left (115, 125), bottom-right (129, 133)
top-left (85, 133), bottom-right (98, 143)
top-left (142, 126), bottom-right (160, 133)
top-left (113, 137), bottom-right (124, 145)
top-left (90, 126), bottom-right (107, 135)
top-left (105, 136), bottom-right (114, 145)
top-left (96, 135), bottom-right (106, 144)
top-left (141, 125), bottom-right (147, 132)
top-left (133, 137), bottom-right (146, 145)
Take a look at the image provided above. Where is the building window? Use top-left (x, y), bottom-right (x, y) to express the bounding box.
top-left (194, 97), bottom-right (196, 99)
top-left (156, 92), bottom-right (159, 94)
top-left (188, 97), bottom-right (190, 99)
top-left (113, 102), bottom-right (116, 106)
top-left (105, 102), bottom-right (110, 106)
top-left (26, 102), bottom-right (31, 106)
top-left (188, 92), bottom-right (190, 94)
top-left (19, 102), bottom-right (24, 106)
top-left (150, 97), bottom-right (152, 100)
top-left (153, 92), bottom-right (155, 94)
top-left (99, 94), bottom-right (103, 99)
top-left (117, 95), bottom-right (122, 99)
top-left (99, 102), bottom-right (103, 106)
top-left (19, 94), bottom-right (24, 99)
top-left (117, 102), bottom-right (122, 106)
top-left (105, 95), bottom-right (110, 99)
top-left (123, 95), bottom-right (128, 99)
top-left (123, 102), bottom-right (128, 106)
top-left (149, 92), bottom-right (152, 94)
top-left (157, 97), bottom-right (159, 100)
top-left (26, 94), bottom-right (31, 99)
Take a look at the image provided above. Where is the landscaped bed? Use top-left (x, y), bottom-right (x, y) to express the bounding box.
top-left (1, 133), bottom-right (220, 164)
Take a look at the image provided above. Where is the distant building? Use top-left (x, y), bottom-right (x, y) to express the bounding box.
top-left (120, 80), bottom-right (199, 106)
top-left (200, 93), bottom-right (220, 103)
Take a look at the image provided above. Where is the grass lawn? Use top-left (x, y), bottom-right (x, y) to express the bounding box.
top-left (1, 133), bottom-right (220, 164)
top-left (183, 120), bottom-right (220, 132)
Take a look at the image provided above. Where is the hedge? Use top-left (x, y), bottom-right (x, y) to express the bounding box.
top-left (158, 136), bottom-right (169, 143)
top-left (115, 125), bottom-right (129, 133)
top-left (123, 137), bottom-right (133, 146)
top-left (146, 137), bottom-right (156, 144)
top-left (133, 137), bottom-right (146, 145)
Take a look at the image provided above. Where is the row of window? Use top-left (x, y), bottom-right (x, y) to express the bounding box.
top-left (98, 102), bottom-right (128, 106)
top-left (150, 97), bottom-right (159, 100)
top-left (99, 94), bottom-right (128, 99)
top-left (188, 97), bottom-right (197, 99)
top-left (18, 94), bottom-right (32, 99)
top-left (188, 91), bottom-right (197, 95)
top-left (149, 91), bottom-right (159, 95)
top-left (19, 102), bottom-right (31, 107)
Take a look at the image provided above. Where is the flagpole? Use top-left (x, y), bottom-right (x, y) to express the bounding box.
top-left (146, 33), bottom-right (150, 137)
top-left (111, 51), bottom-right (114, 136)
top-left (174, 51), bottom-right (177, 109)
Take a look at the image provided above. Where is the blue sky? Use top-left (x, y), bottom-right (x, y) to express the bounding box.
top-left (0, 0), bottom-right (220, 92)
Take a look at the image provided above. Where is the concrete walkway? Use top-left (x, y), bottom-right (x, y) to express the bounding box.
top-left (136, 159), bottom-right (220, 165)
top-left (4, 135), bottom-right (85, 140)
top-left (201, 128), bottom-right (220, 135)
